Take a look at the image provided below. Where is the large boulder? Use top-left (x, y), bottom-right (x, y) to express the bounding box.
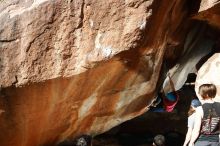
top-left (193, 0), bottom-right (220, 28)
top-left (0, 0), bottom-right (219, 146)
top-left (195, 53), bottom-right (220, 102)
top-left (0, 0), bottom-right (153, 87)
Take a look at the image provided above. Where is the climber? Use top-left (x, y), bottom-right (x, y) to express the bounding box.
top-left (150, 73), bottom-right (179, 112)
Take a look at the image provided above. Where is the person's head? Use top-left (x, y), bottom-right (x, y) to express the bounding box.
top-left (198, 84), bottom-right (217, 100)
top-left (188, 99), bottom-right (201, 116)
top-left (75, 135), bottom-right (92, 146)
top-left (153, 134), bottom-right (165, 146)
top-left (191, 99), bottom-right (201, 108)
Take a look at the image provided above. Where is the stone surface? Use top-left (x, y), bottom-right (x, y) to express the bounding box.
top-left (195, 53), bottom-right (220, 102)
top-left (193, 0), bottom-right (220, 28)
top-left (0, 0), bottom-right (154, 87)
top-left (162, 23), bottom-right (216, 92)
top-left (0, 0), bottom-right (220, 146)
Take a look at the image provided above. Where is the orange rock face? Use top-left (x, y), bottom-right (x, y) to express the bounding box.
top-left (0, 0), bottom-right (219, 146)
top-left (194, 0), bottom-right (220, 28)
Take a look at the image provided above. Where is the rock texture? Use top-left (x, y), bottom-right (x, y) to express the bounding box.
top-left (194, 0), bottom-right (220, 28)
top-left (0, 0), bottom-right (147, 86)
top-left (195, 53), bottom-right (220, 102)
top-left (161, 23), bottom-right (220, 92)
top-left (0, 0), bottom-right (220, 146)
